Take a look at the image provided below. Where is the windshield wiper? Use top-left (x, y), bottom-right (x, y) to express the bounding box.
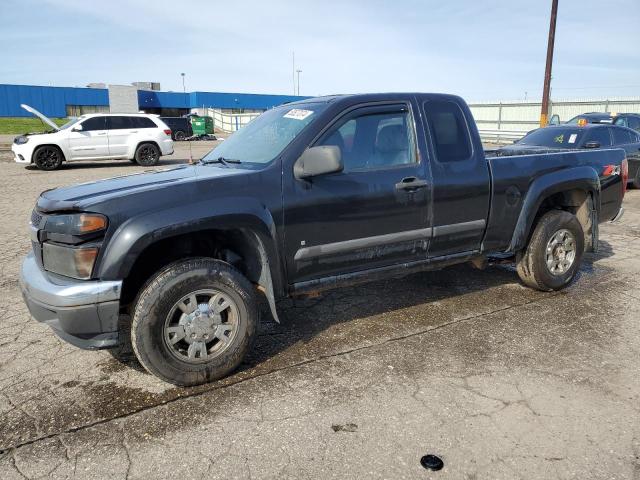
top-left (200, 156), bottom-right (242, 166)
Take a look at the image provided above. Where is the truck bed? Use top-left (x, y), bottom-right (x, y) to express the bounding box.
top-left (483, 148), bottom-right (627, 252)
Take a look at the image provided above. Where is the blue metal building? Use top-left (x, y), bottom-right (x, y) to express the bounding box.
top-left (0, 83), bottom-right (308, 117)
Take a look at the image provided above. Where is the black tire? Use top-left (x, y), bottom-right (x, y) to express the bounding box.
top-left (131, 258), bottom-right (258, 386)
top-left (174, 130), bottom-right (186, 141)
top-left (516, 210), bottom-right (584, 291)
top-left (129, 158), bottom-right (137, 164)
top-left (134, 143), bottom-right (160, 166)
top-left (632, 168), bottom-right (640, 189)
top-left (33, 146), bottom-right (63, 170)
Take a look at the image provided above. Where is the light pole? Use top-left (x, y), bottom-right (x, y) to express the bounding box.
top-left (180, 72), bottom-right (194, 163)
top-left (296, 69), bottom-right (302, 96)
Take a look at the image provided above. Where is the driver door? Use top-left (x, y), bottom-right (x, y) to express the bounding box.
top-left (282, 102), bottom-right (432, 285)
top-left (68, 116), bottom-right (109, 159)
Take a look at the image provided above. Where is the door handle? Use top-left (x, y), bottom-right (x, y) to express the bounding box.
top-left (96, 132), bottom-right (107, 136)
top-left (129, 130), bottom-right (139, 133)
top-left (395, 177), bottom-right (428, 191)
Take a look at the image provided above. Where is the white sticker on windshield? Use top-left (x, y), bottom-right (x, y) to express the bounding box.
top-left (284, 109), bottom-right (313, 120)
top-left (568, 133), bottom-right (578, 144)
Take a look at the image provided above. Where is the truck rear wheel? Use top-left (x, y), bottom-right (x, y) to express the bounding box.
top-left (131, 258), bottom-right (257, 386)
top-left (516, 210), bottom-right (584, 291)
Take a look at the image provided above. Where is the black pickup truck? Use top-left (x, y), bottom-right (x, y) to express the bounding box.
top-left (20, 93), bottom-right (627, 386)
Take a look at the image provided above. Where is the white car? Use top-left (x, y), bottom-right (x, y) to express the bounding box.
top-left (12, 104), bottom-right (174, 170)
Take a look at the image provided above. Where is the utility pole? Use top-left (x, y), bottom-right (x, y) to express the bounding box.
top-left (540, 0), bottom-right (558, 127)
top-left (296, 69), bottom-right (302, 96)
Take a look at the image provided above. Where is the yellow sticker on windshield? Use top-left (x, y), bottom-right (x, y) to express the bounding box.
top-left (554, 134), bottom-right (564, 143)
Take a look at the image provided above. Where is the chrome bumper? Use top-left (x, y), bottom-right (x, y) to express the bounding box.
top-left (20, 252), bottom-right (122, 349)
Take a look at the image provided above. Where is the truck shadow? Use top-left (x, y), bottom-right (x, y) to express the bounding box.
top-left (109, 262), bottom-right (524, 376)
top-left (109, 242), bottom-right (617, 383)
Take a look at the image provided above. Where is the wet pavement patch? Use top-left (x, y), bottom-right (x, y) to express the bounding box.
top-left (331, 423), bottom-right (358, 432)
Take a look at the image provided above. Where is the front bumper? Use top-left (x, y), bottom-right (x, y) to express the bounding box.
top-left (12, 143), bottom-right (31, 163)
top-left (20, 252), bottom-right (122, 349)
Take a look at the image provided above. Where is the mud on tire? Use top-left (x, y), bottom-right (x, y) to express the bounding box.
top-left (516, 210), bottom-right (584, 291)
top-left (131, 258), bottom-right (258, 386)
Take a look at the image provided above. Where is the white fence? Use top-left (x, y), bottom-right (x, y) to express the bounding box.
top-left (193, 108), bottom-right (261, 133)
top-left (470, 97), bottom-right (640, 133)
top-left (471, 97), bottom-right (640, 145)
top-left (195, 97), bottom-right (640, 140)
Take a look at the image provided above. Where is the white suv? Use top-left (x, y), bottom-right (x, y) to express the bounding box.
top-left (12, 104), bottom-right (174, 170)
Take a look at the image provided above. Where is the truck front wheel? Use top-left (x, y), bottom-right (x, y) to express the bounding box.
top-left (516, 210), bottom-right (584, 291)
top-left (131, 258), bottom-right (257, 386)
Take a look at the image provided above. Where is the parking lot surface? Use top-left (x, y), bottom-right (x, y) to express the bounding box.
top-left (0, 143), bottom-right (639, 479)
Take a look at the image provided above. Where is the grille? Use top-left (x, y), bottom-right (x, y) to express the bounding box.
top-left (30, 209), bottom-right (43, 227)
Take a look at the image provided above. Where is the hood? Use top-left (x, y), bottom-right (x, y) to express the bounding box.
top-left (21, 104), bottom-right (60, 131)
top-left (36, 164), bottom-right (247, 211)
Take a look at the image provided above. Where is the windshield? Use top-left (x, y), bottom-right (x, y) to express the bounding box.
top-left (517, 128), bottom-right (585, 148)
top-left (201, 103), bottom-right (327, 165)
top-left (59, 117), bottom-right (80, 130)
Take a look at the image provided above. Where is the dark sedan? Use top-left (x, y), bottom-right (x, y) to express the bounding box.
top-left (497, 124), bottom-right (640, 188)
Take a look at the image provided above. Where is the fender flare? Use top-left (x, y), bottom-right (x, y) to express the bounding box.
top-left (97, 198), bottom-right (285, 321)
top-left (507, 166), bottom-right (601, 252)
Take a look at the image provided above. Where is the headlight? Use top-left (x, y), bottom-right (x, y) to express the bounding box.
top-left (43, 243), bottom-right (99, 279)
top-left (45, 213), bottom-right (107, 235)
top-left (14, 136), bottom-right (29, 145)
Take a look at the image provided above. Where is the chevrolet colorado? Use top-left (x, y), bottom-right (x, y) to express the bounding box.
top-left (20, 93), bottom-right (627, 386)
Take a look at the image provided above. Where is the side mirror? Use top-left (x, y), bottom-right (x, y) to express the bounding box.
top-left (549, 114), bottom-right (560, 126)
top-left (583, 141), bottom-right (600, 149)
top-left (294, 146), bottom-right (343, 179)
top-left (72, 124), bottom-right (83, 132)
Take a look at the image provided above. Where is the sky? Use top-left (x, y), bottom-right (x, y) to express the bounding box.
top-left (1, 0), bottom-right (639, 101)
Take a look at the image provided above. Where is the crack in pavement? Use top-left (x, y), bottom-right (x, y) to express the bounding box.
top-left (0, 290), bottom-right (561, 454)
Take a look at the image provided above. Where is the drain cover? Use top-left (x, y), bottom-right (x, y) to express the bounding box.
top-left (420, 454), bottom-right (444, 471)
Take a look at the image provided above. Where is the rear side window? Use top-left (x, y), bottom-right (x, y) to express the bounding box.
top-left (423, 100), bottom-right (472, 162)
top-left (107, 116), bottom-right (135, 130)
top-left (612, 127), bottom-right (634, 145)
top-left (79, 116), bottom-right (106, 131)
top-left (585, 128), bottom-right (611, 147)
top-left (133, 117), bottom-right (157, 128)
top-left (628, 117), bottom-right (640, 132)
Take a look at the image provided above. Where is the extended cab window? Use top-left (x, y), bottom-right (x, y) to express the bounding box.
top-left (317, 107), bottom-right (416, 171)
top-left (80, 116), bottom-right (106, 131)
top-left (423, 100), bottom-right (472, 162)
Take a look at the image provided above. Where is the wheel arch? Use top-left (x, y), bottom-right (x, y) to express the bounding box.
top-left (508, 166), bottom-right (601, 253)
top-left (98, 204), bottom-right (284, 322)
top-left (132, 140), bottom-right (161, 159)
top-left (31, 143), bottom-right (67, 163)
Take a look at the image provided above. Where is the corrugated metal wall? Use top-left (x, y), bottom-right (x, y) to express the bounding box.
top-left (470, 97), bottom-right (640, 132)
top-left (0, 84), bottom-right (308, 117)
top-left (0, 84), bottom-right (108, 117)
top-left (137, 90), bottom-right (307, 111)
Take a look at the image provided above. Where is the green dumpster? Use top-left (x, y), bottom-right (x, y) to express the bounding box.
top-left (190, 116), bottom-right (213, 135)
